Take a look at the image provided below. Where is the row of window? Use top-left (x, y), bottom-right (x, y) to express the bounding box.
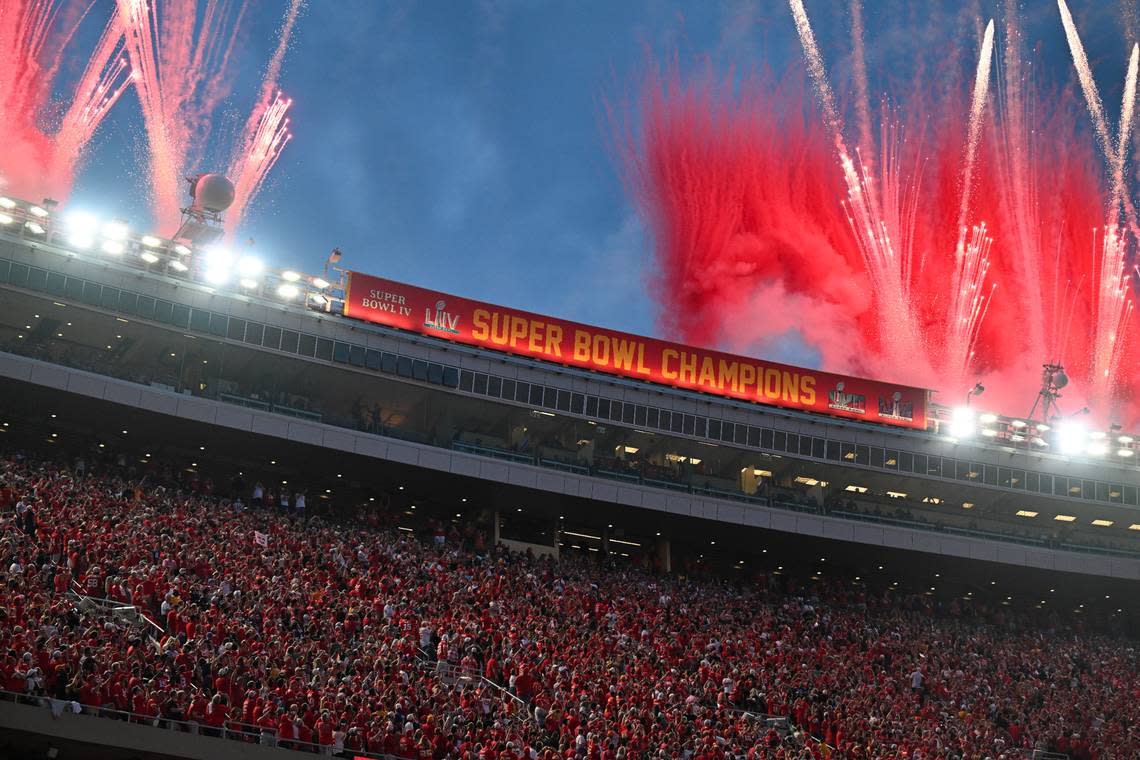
top-left (1, 255), bottom-right (1136, 507)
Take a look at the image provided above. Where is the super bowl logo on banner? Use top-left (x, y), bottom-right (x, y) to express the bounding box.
top-left (877, 391), bottom-right (914, 422)
top-left (424, 299), bottom-right (460, 334)
top-left (827, 382), bottom-right (866, 414)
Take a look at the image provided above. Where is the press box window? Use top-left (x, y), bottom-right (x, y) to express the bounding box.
top-left (298, 334), bottom-right (317, 357)
top-left (459, 370), bottom-right (474, 392)
top-left (412, 359), bottom-right (428, 380)
top-left (350, 345), bottom-right (366, 367)
top-left (472, 372), bottom-right (487, 394)
top-left (487, 376), bottom-right (502, 397)
top-left (332, 340), bottom-right (350, 363)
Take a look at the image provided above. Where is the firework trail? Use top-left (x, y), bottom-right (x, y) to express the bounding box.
top-left (226, 92), bottom-right (293, 232)
top-left (117, 0), bottom-right (247, 231)
top-left (0, 1), bottom-right (128, 198)
top-left (226, 0), bottom-right (303, 231)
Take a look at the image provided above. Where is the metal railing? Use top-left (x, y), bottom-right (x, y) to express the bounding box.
top-left (0, 688), bottom-right (398, 758)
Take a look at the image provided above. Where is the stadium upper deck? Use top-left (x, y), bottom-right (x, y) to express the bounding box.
top-left (1, 194), bottom-right (1139, 577)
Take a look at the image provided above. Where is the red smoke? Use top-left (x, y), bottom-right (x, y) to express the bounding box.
top-left (620, 64), bottom-right (1139, 425)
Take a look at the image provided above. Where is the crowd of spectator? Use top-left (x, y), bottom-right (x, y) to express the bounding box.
top-left (2, 450), bottom-right (1139, 759)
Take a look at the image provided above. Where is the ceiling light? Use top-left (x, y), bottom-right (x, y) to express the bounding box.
top-left (1015, 510), bottom-right (1038, 517)
top-left (1053, 514), bottom-right (1076, 522)
top-left (1091, 519), bottom-right (1114, 527)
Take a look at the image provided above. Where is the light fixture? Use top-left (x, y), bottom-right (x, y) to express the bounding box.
top-left (1010, 419), bottom-right (1027, 428)
top-left (102, 219), bottom-right (128, 240)
top-left (312, 277), bottom-right (330, 289)
top-left (979, 412), bottom-right (998, 424)
top-left (947, 406), bottom-right (976, 439)
top-left (141, 235), bottom-right (162, 248)
top-left (169, 260), bottom-right (189, 272)
top-left (1091, 519), bottom-right (1114, 527)
top-left (1119, 448), bottom-right (1136, 458)
top-left (25, 221), bottom-right (45, 234)
top-left (173, 243), bottom-right (191, 256)
top-left (237, 256), bottom-right (263, 278)
top-left (1053, 514), bottom-right (1076, 522)
top-left (0, 197), bottom-right (14, 208)
top-left (0, 213), bottom-right (13, 225)
top-left (1119, 435), bottom-right (1134, 445)
top-left (240, 278), bottom-right (260, 290)
top-left (100, 239), bottom-right (123, 254)
top-left (1056, 419), bottom-right (1087, 456)
top-left (1015, 510), bottom-right (1038, 517)
top-left (277, 283), bottom-right (300, 299)
top-left (282, 270), bottom-right (301, 282)
top-left (310, 293), bottom-right (329, 306)
top-left (28, 205), bottom-right (48, 217)
top-left (140, 251), bottom-right (160, 264)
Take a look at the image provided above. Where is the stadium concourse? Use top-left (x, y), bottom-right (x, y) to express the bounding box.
top-left (2, 422), bottom-right (1140, 760)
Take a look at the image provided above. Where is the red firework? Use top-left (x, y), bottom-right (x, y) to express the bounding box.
top-left (621, 11), bottom-right (1139, 426)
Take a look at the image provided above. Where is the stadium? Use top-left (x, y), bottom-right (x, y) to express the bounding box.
top-left (1, 177), bottom-right (1139, 760)
top-left (6, 1), bottom-right (1140, 758)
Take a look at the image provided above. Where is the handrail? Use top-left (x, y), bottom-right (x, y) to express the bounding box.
top-left (0, 688), bottom-right (398, 759)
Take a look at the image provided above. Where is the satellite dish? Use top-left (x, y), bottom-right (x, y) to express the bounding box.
top-left (190, 174), bottom-right (235, 213)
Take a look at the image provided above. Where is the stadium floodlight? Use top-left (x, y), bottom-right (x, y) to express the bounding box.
top-left (102, 219), bottom-right (129, 240)
top-left (169, 260), bottom-right (189, 272)
top-left (239, 278), bottom-right (260, 290)
top-left (28, 205), bottom-right (49, 218)
top-left (140, 251), bottom-right (160, 264)
top-left (310, 293), bottom-right (329, 306)
top-left (1056, 418), bottom-right (1087, 455)
top-left (24, 221), bottom-right (45, 234)
top-left (141, 235), bottom-right (163, 248)
top-left (101, 239), bottom-right (124, 255)
top-left (1119, 448), bottom-right (1136, 457)
top-left (173, 243), bottom-right (192, 256)
top-left (277, 282), bottom-right (300, 299)
top-left (66, 211), bottom-right (99, 249)
top-left (1120, 435), bottom-right (1134, 445)
top-left (282, 270), bottom-right (301, 282)
top-left (236, 256), bottom-right (264, 278)
top-left (203, 246), bottom-right (234, 285)
top-left (947, 407), bottom-right (975, 439)
top-left (0, 197), bottom-right (15, 209)
top-left (979, 412), bottom-right (998, 424)
top-left (312, 277), bottom-right (330, 289)
top-left (1010, 419), bottom-right (1027, 428)
top-left (0, 213), bottom-right (13, 225)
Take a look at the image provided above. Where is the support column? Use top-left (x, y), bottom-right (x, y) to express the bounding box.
top-left (656, 537), bottom-right (671, 574)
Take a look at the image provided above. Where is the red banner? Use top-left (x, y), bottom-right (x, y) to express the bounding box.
top-left (343, 272), bottom-right (930, 430)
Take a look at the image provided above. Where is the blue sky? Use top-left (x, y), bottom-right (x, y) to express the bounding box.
top-left (64, 0), bottom-right (1132, 359)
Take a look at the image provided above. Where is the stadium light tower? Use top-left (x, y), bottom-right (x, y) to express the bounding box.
top-left (1028, 363), bottom-right (1067, 423)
